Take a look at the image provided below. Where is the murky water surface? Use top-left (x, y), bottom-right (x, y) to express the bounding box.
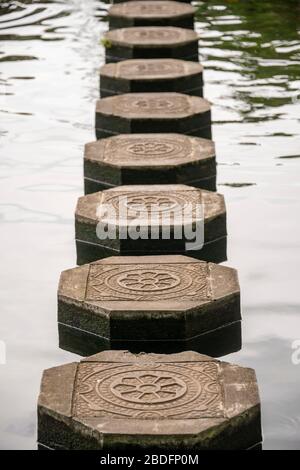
top-left (0, 0), bottom-right (299, 450)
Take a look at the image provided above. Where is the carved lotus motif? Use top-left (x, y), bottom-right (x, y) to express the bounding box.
top-left (117, 270), bottom-right (180, 292)
top-left (110, 371), bottom-right (187, 404)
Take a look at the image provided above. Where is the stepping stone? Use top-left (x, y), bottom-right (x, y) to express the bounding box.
top-left (38, 350), bottom-right (262, 450)
top-left (58, 255), bottom-right (240, 356)
top-left (95, 92), bottom-right (212, 140)
top-left (108, 1), bottom-right (196, 30)
top-left (75, 185), bottom-right (226, 264)
top-left (100, 59), bottom-right (203, 97)
top-left (103, 27), bottom-right (199, 63)
top-left (84, 134), bottom-right (216, 194)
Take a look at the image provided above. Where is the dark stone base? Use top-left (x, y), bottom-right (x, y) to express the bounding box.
top-left (248, 442), bottom-right (263, 451)
top-left (38, 443), bottom-right (53, 451)
top-left (38, 440), bottom-right (263, 451)
top-left (75, 236), bottom-right (227, 265)
top-left (58, 320), bottom-right (241, 358)
top-left (109, 17), bottom-right (194, 31)
top-left (106, 53), bottom-right (199, 64)
top-left (95, 125), bottom-right (212, 141)
top-left (100, 85), bottom-right (203, 98)
top-left (83, 175), bottom-right (217, 194)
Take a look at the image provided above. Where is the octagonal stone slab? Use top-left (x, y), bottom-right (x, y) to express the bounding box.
top-left (108, 1), bottom-right (196, 30)
top-left (75, 185), bottom-right (226, 264)
top-left (95, 93), bottom-right (212, 140)
top-left (57, 255), bottom-right (240, 356)
top-left (100, 59), bottom-right (204, 97)
top-left (103, 27), bottom-right (199, 63)
top-left (84, 134), bottom-right (216, 194)
top-left (38, 350), bottom-right (262, 450)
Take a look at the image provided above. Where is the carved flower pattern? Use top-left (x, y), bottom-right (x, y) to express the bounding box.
top-left (117, 270), bottom-right (180, 292)
top-left (111, 372), bottom-right (187, 404)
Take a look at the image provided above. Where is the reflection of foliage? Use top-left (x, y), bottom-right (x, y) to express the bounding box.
top-left (196, 0), bottom-right (300, 118)
top-left (100, 38), bottom-right (112, 49)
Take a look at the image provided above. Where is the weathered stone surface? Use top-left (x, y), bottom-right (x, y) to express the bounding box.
top-left (84, 134), bottom-right (216, 193)
top-left (100, 59), bottom-right (203, 97)
top-left (108, 1), bottom-right (196, 30)
top-left (38, 350), bottom-right (262, 450)
top-left (95, 93), bottom-right (212, 140)
top-left (103, 27), bottom-right (199, 63)
top-left (57, 254), bottom-right (239, 354)
top-left (75, 185), bottom-right (226, 263)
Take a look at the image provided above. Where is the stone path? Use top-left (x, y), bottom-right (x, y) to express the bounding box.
top-left (38, 0), bottom-right (262, 450)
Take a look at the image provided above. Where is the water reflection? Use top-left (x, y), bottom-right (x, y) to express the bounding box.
top-left (0, 0), bottom-right (299, 450)
top-left (197, 0), bottom-right (300, 129)
top-left (0, 0), bottom-right (107, 450)
top-left (0, 1), bottom-right (71, 42)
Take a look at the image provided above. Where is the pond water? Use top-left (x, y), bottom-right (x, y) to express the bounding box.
top-left (0, 0), bottom-right (300, 450)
